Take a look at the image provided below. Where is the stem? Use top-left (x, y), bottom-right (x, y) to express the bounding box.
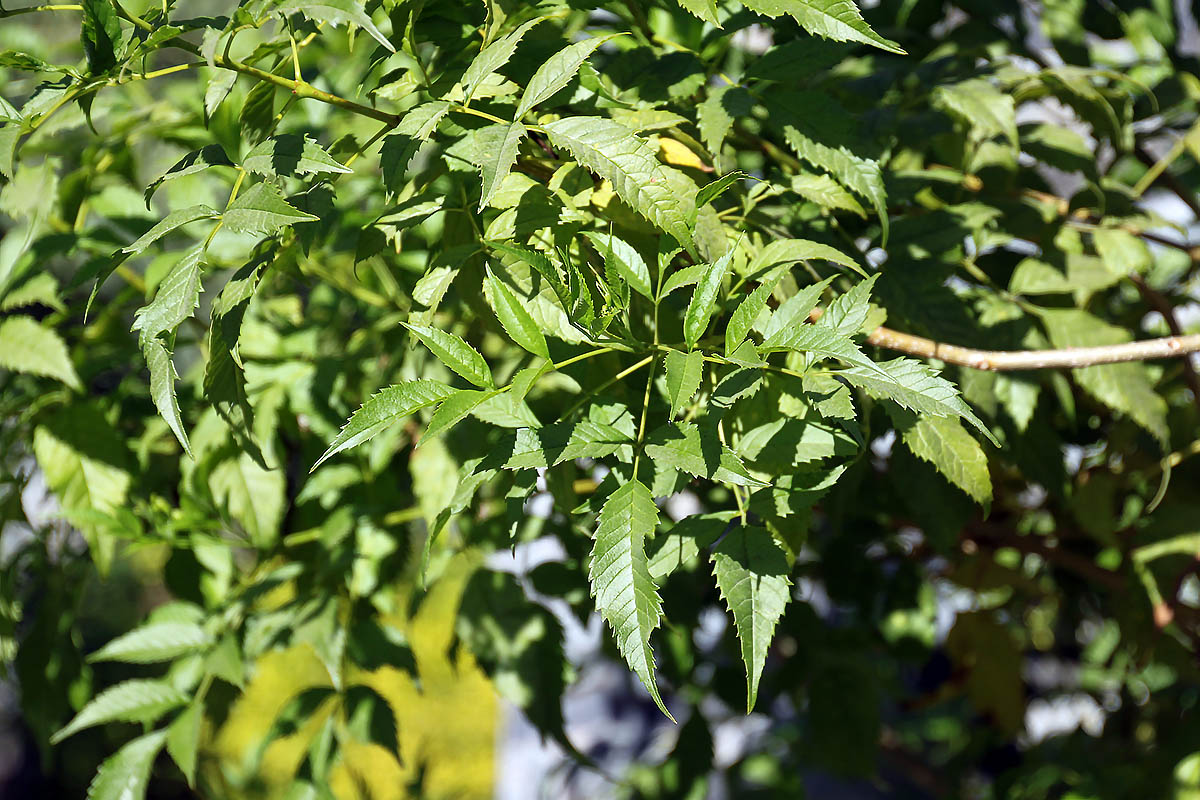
top-left (0, 4), bottom-right (82, 16)
top-left (557, 354), bottom-right (654, 422)
top-left (631, 355), bottom-right (657, 478)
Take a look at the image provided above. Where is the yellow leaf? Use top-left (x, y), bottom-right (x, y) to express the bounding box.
top-left (659, 137), bottom-right (710, 171)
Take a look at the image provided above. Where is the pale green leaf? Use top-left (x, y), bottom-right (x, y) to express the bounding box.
top-left (543, 116), bottom-right (695, 254)
top-left (759, 277), bottom-right (830, 341)
top-left (589, 479), bottom-right (672, 720)
top-left (791, 172), bottom-right (865, 216)
top-left (314, 380), bottom-right (456, 469)
top-left (684, 245), bottom-right (735, 349)
top-left (144, 145), bottom-right (234, 206)
top-left (460, 17), bottom-right (546, 103)
top-left (242, 134), bottom-right (351, 177)
top-left (746, 238), bottom-right (862, 278)
top-left (660, 263), bottom-right (706, 297)
top-left (166, 702), bottom-right (202, 787)
top-left (760, 321), bottom-right (880, 374)
top-left (422, 389), bottom-right (493, 441)
top-left (273, 0), bottom-right (395, 52)
top-left (583, 231), bottom-right (652, 299)
top-left (403, 323), bottom-right (495, 388)
top-left (898, 413), bottom-right (992, 505)
top-left (741, 0), bottom-right (904, 54)
top-left (209, 452), bottom-right (285, 548)
top-left (664, 349), bottom-right (704, 417)
top-left (711, 525), bottom-right (791, 711)
top-left (132, 245), bottom-right (204, 342)
top-left (515, 36), bottom-right (616, 118)
top-left (86, 730), bottom-right (168, 800)
top-left (144, 340), bottom-right (191, 457)
top-left (726, 276), bottom-right (780, 356)
top-left (122, 205), bottom-right (219, 253)
top-left (486, 266), bottom-right (549, 357)
top-left (817, 273), bottom-right (877, 337)
top-left (933, 79), bottom-right (1017, 148)
top-left (89, 622), bottom-right (213, 664)
top-left (644, 422), bottom-right (766, 486)
top-left (0, 315), bottom-right (80, 388)
top-left (222, 183), bottom-right (319, 235)
top-left (477, 122), bottom-right (528, 210)
top-left (675, 0), bottom-right (721, 25)
top-left (1093, 228), bottom-right (1153, 276)
top-left (506, 420), bottom-right (633, 468)
top-left (52, 680), bottom-right (187, 744)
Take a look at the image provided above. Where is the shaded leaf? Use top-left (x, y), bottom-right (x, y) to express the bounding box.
top-left (664, 349), bottom-right (704, 417)
top-left (223, 183), bottom-right (320, 235)
top-left (684, 245), bottom-right (735, 349)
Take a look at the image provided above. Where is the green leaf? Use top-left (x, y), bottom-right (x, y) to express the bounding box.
top-left (660, 263), bottom-right (706, 297)
top-left (543, 116), bottom-right (695, 254)
top-left (1093, 228), bottom-right (1153, 276)
top-left (0, 315), bottom-right (81, 389)
top-left (711, 525), bottom-right (791, 711)
top-left (840, 358), bottom-right (997, 444)
top-left (122, 205), bottom-right (219, 252)
top-left (791, 172), bottom-right (865, 216)
top-left (684, 245), bottom-right (735, 349)
top-left (422, 389), bottom-right (493, 441)
top-left (664, 349), bottom-right (704, 417)
top-left (1040, 309), bottom-right (1168, 445)
top-left (897, 413), bottom-right (992, 506)
top-left (132, 244), bottom-right (204, 342)
top-left (402, 323), bottom-right (495, 388)
top-left (88, 621), bottom-right (213, 664)
top-left (314, 380), bottom-right (456, 469)
top-left (209, 452), bottom-right (285, 548)
top-left (239, 81), bottom-right (276, 147)
top-left (273, 0), bottom-right (395, 52)
top-left (81, 0), bottom-right (123, 75)
top-left (589, 479), bottom-right (672, 720)
top-left (380, 101), bottom-right (451, 191)
top-left (696, 171), bottom-right (748, 210)
top-left (86, 730), bottom-right (168, 800)
top-left (643, 422), bottom-right (766, 486)
top-left (476, 122), bottom-right (527, 210)
top-left (516, 35), bottom-right (616, 118)
top-left (51, 679), bottom-right (187, 743)
top-left (740, 0), bottom-right (904, 54)
top-left (726, 276), bottom-right (780, 356)
top-left (933, 79), bottom-right (1017, 148)
top-left (698, 86), bottom-right (754, 159)
top-left (760, 321), bottom-right (880, 374)
top-left (648, 512), bottom-right (734, 581)
top-left (816, 273), bottom-right (877, 336)
top-left (242, 134), bottom-right (352, 177)
top-left (505, 420), bottom-right (633, 468)
top-left (144, 145), bottom-right (234, 206)
top-left (204, 71), bottom-right (237, 122)
top-left (747, 238), bottom-right (863, 278)
top-left (223, 183), bottom-right (320, 235)
top-left (166, 702), bottom-right (202, 787)
top-left (485, 266), bottom-right (549, 357)
top-left (143, 340), bottom-right (192, 457)
top-left (583, 232), bottom-right (652, 299)
top-left (675, 0), bottom-right (721, 26)
top-left (460, 17), bottom-right (546, 104)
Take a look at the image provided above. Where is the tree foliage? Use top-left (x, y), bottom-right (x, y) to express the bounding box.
top-left (2, 0), bottom-right (1200, 797)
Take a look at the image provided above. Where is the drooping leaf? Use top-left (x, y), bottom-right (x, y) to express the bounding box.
top-left (402, 323), bottom-right (495, 388)
top-left (697, 86), bottom-right (754, 160)
top-left (790, 172), bottom-right (866, 216)
top-left (381, 101), bottom-right (451, 191)
top-left (223, 183), bottom-right (320, 235)
top-left (0, 315), bottom-right (81, 389)
top-left (746, 237), bottom-right (863, 278)
top-left (314, 380), bottom-right (456, 469)
top-left (52, 680), bottom-right (187, 743)
top-left (589, 479), bottom-right (672, 719)
top-left (85, 730), bottom-right (168, 800)
top-left (273, 0), bottom-right (395, 52)
top-left (88, 622), bottom-right (213, 664)
top-left (664, 349), bottom-right (704, 417)
top-left (515, 35), bottom-right (616, 118)
top-left (543, 116), bottom-right (696, 254)
top-left (684, 245), bottom-right (735, 349)
top-left (711, 525), bottom-right (791, 711)
top-left (485, 266), bottom-right (549, 357)
top-left (166, 702), bottom-right (202, 787)
top-left (81, 0), bottom-right (123, 75)
top-left (740, 0), bottom-right (904, 54)
top-left (695, 170), bottom-right (748, 210)
top-left (476, 122), bottom-right (527, 210)
top-left (460, 17), bottom-right (547, 104)
top-left (143, 340), bottom-right (191, 457)
top-left (239, 81), bottom-right (276, 147)
top-left (209, 451), bottom-right (285, 548)
top-left (122, 205), bottom-right (219, 253)
top-left (132, 245), bottom-right (204, 343)
top-left (726, 276), bottom-right (781, 356)
top-left (144, 145), bottom-right (234, 206)
top-left (242, 134), bottom-right (352, 177)
top-left (897, 412), bottom-right (992, 506)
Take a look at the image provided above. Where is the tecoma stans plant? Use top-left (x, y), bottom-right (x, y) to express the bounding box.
top-left (3, 0), bottom-right (1200, 797)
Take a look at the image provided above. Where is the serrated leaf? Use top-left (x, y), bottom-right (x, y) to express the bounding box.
top-left (460, 17), bottom-right (546, 104)
top-left (660, 263), bottom-right (706, 297)
top-left (516, 35), bottom-right (615, 118)
top-left (664, 349), bottom-right (704, 417)
top-left (315, 380), bottom-right (455, 469)
top-left (583, 232), bottom-right (652, 299)
top-left (52, 680), bottom-right (187, 743)
top-left (817, 273), bottom-right (877, 336)
top-left (543, 116), bottom-right (695, 254)
top-left (243, 134), bottom-right (351, 177)
top-left (89, 621), bottom-right (213, 664)
top-left (897, 413), bottom-right (992, 506)
top-left (747, 238), bottom-right (862, 278)
top-left (675, 0), bottom-right (721, 25)
top-left (0, 315), bottom-right (81, 389)
top-left (86, 729), bottom-right (168, 800)
top-left (485, 266), bottom-right (549, 357)
top-left (684, 245), bottom-right (735, 349)
top-left (166, 702), bottom-right (201, 787)
top-left (791, 172), bottom-right (865, 216)
top-left (711, 525), bottom-right (791, 711)
top-left (144, 145), bottom-right (234, 206)
top-left (726, 276), bottom-right (780, 356)
top-left (239, 81), bottom-right (276, 147)
top-left (840, 358), bottom-right (997, 444)
top-left (223, 183), bottom-right (319, 235)
top-left (648, 512), bottom-right (734, 581)
top-left (132, 245), bottom-right (204, 342)
top-left (204, 71), bottom-right (237, 122)
top-left (402, 323), bottom-right (494, 388)
top-left (81, 0), bottom-right (122, 75)
top-left (741, 0), bottom-right (904, 54)
top-left (143, 340), bottom-right (191, 457)
top-left (422, 389), bottom-right (493, 441)
top-left (476, 122), bottom-right (527, 210)
top-left (696, 171), bottom-right (748, 210)
top-left (589, 479), bottom-right (672, 720)
top-left (123, 205), bottom-right (219, 252)
top-left (273, 0), bottom-right (395, 52)
top-left (698, 86), bottom-right (753, 159)
top-left (505, 420), bottom-right (633, 468)
top-left (209, 452), bottom-right (284, 548)
top-left (380, 101), bottom-right (451, 192)
top-left (933, 78), bottom-right (1017, 148)
top-left (643, 422), bottom-right (766, 486)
